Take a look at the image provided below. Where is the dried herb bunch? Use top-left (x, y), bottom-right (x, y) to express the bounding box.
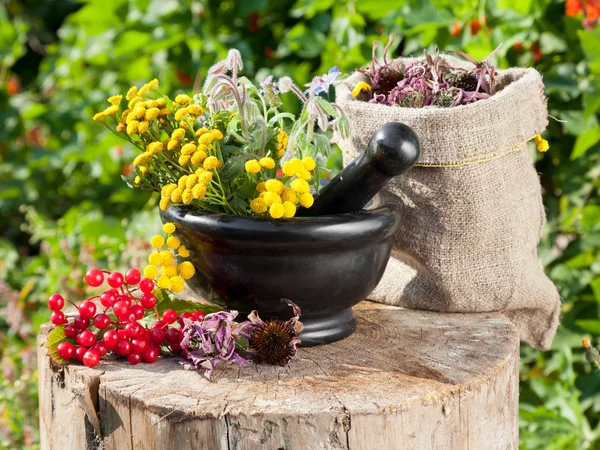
top-left (354, 35), bottom-right (502, 108)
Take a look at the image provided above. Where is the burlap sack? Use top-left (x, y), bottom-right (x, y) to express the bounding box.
top-left (336, 56), bottom-right (560, 349)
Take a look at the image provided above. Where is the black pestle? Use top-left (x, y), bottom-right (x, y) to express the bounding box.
top-left (298, 122), bottom-right (420, 216)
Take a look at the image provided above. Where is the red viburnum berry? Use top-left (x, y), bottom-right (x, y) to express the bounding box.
top-left (162, 309), bottom-right (177, 324)
top-left (92, 341), bottom-right (108, 357)
top-left (79, 300), bottom-right (97, 319)
top-left (139, 278), bottom-right (155, 294)
top-left (103, 330), bottom-right (119, 349)
top-left (115, 339), bottom-right (132, 356)
top-left (75, 346), bottom-right (87, 362)
top-left (94, 313), bottom-right (111, 329)
top-left (140, 293), bottom-right (156, 310)
top-left (131, 338), bottom-right (148, 353)
top-left (76, 330), bottom-right (96, 347)
top-left (165, 328), bottom-right (182, 344)
top-left (178, 312), bottom-right (194, 327)
top-left (141, 346), bottom-right (159, 363)
top-left (192, 311), bottom-right (205, 322)
top-left (64, 324), bottom-right (78, 338)
top-left (150, 328), bottom-right (166, 345)
top-left (125, 269), bottom-right (141, 285)
top-left (51, 310), bottom-right (67, 325)
top-left (85, 268), bottom-right (104, 287)
top-left (83, 349), bottom-right (101, 367)
top-left (169, 342), bottom-right (182, 354)
top-left (57, 342), bottom-right (75, 360)
top-left (108, 271), bottom-right (124, 289)
top-left (130, 305), bottom-right (144, 320)
top-left (127, 352), bottom-right (142, 365)
top-left (113, 300), bottom-right (130, 319)
top-left (74, 315), bottom-right (90, 330)
top-left (151, 320), bottom-right (165, 330)
top-left (124, 322), bottom-right (142, 338)
top-left (100, 289), bottom-right (118, 308)
top-left (48, 293), bottom-right (64, 311)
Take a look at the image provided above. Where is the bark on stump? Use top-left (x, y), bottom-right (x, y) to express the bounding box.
top-left (37, 301), bottom-right (519, 450)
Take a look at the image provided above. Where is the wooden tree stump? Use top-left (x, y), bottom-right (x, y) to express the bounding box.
top-left (38, 301), bottom-right (519, 450)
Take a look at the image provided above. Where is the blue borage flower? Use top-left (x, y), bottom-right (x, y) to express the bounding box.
top-left (304, 66), bottom-right (340, 95)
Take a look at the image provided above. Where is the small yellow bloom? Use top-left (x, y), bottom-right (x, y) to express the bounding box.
top-left (210, 129), bottom-right (224, 140)
top-left (167, 140), bottom-right (180, 151)
top-left (126, 86), bottom-right (138, 100)
top-left (291, 178), bottom-right (310, 194)
top-left (103, 105), bottom-right (119, 117)
top-left (534, 135), bottom-right (549, 152)
top-left (178, 261), bottom-right (195, 280)
top-left (259, 157), bottom-right (276, 169)
top-left (162, 264), bottom-right (178, 278)
top-left (245, 159), bottom-right (261, 174)
top-left (108, 95), bottom-right (123, 106)
top-left (296, 168), bottom-right (311, 180)
top-left (195, 167), bottom-right (206, 176)
top-left (351, 81), bottom-right (373, 98)
top-left (256, 182), bottom-right (267, 193)
top-left (180, 120), bottom-right (189, 129)
top-left (146, 142), bottom-right (163, 155)
top-left (203, 156), bottom-right (222, 170)
top-left (143, 265), bottom-right (159, 279)
top-left (128, 96), bottom-right (144, 110)
top-left (134, 175), bottom-right (141, 184)
top-left (281, 188), bottom-right (296, 203)
top-left (186, 174), bottom-right (199, 188)
top-left (282, 158), bottom-right (303, 177)
top-left (197, 171), bottom-right (212, 185)
top-left (178, 246), bottom-right (190, 257)
top-left (159, 197), bottom-right (170, 211)
top-left (188, 105), bottom-right (204, 116)
top-left (162, 222), bottom-right (176, 234)
top-left (148, 252), bottom-right (163, 266)
top-left (181, 143), bottom-right (197, 156)
top-left (138, 79), bottom-right (158, 97)
top-left (269, 203), bottom-right (285, 219)
top-left (179, 154), bottom-right (191, 165)
top-left (145, 107), bottom-right (160, 121)
top-left (170, 188), bottom-right (183, 203)
top-left (151, 235), bottom-right (165, 248)
top-left (126, 120), bottom-right (139, 135)
top-left (277, 148), bottom-right (285, 159)
top-left (161, 183), bottom-right (177, 198)
top-left (299, 192), bottom-right (314, 208)
top-left (178, 176), bottom-right (189, 190)
top-left (175, 94), bottom-right (192, 105)
top-left (198, 133), bottom-right (214, 145)
top-left (191, 150), bottom-right (207, 166)
top-left (265, 179), bottom-right (284, 194)
top-left (156, 98), bottom-right (167, 108)
top-left (182, 188), bottom-right (193, 204)
top-left (174, 107), bottom-right (188, 121)
top-left (172, 129), bottom-right (186, 140)
top-left (159, 107), bottom-right (170, 116)
top-left (302, 157), bottom-right (316, 171)
top-left (250, 197), bottom-right (268, 214)
top-left (140, 166), bottom-right (148, 174)
top-left (160, 250), bottom-right (174, 265)
top-left (283, 201), bottom-right (296, 218)
top-left (116, 123), bottom-right (126, 132)
top-left (263, 192), bottom-right (282, 206)
top-left (137, 121), bottom-right (150, 134)
top-left (93, 112), bottom-right (107, 122)
top-left (157, 275), bottom-right (171, 289)
top-left (192, 184), bottom-right (207, 199)
top-left (277, 130), bottom-right (286, 143)
top-left (133, 152), bottom-right (150, 167)
top-left (195, 127), bottom-right (209, 136)
top-left (583, 337), bottom-right (591, 347)
top-left (170, 276), bottom-right (185, 293)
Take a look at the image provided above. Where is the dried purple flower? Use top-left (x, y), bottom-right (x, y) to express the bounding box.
top-left (259, 75), bottom-right (282, 106)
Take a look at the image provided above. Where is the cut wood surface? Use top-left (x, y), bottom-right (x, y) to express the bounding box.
top-left (38, 301), bottom-right (519, 450)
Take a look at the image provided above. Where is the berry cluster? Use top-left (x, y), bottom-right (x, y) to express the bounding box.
top-left (48, 267), bottom-right (205, 368)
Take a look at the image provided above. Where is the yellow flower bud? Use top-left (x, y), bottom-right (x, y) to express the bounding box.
top-left (156, 98), bottom-right (167, 108)
top-left (178, 261), bottom-right (195, 280)
top-left (103, 105), bottom-right (119, 117)
top-left (159, 107), bottom-right (170, 116)
top-left (195, 127), bottom-right (209, 136)
top-left (150, 235), bottom-right (165, 248)
top-left (182, 188), bottom-right (193, 204)
top-left (256, 182), bottom-right (267, 193)
top-left (179, 154), bottom-right (191, 165)
top-left (159, 197), bottom-right (170, 211)
top-left (116, 123), bottom-right (126, 132)
top-left (250, 197), bottom-right (268, 214)
top-left (283, 201), bottom-right (296, 218)
top-left (108, 95), bottom-right (123, 106)
top-left (210, 129), bottom-right (223, 140)
top-left (170, 276), bottom-right (185, 293)
top-left (181, 143), bottom-right (197, 155)
top-left (175, 94), bottom-right (191, 105)
top-left (162, 222), bottom-right (176, 234)
top-left (245, 159), bottom-right (261, 174)
top-left (167, 139), bottom-right (180, 151)
top-left (191, 150), bottom-right (207, 166)
top-left (281, 188), bottom-right (297, 203)
top-left (126, 121), bottom-right (139, 135)
top-left (197, 172), bottom-right (212, 185)
top-left (170, 188), bottom-right (183, 203)
top-left (259, 157), bottom-right (276, 169)
top-left (137, 121), bottom-right (150, 134)
top-left (269, 203), bottom-right (285, 219)
top-left (171, 129), bottom-right (186, 140)
top-left (296, 168), bottom-right (311, 180)
top-left (178, 246), bottom-right (190, 258)
top-left (143, 265), bottom-right (159, 279)
top-left (174, 107), bottom-right (188, 121)
top-left (203, 156), bottom-right (222, 170)
top-left (263, 192), bottom-right (282, 206)
top-left (126, 86), bottom-right (138, 100)
top-left (265, 179), bottom-right (284, 194)
top-left (162, 264), bottom-right (178, 278)
top-left (128, 96), bottom-right (143, 109)
top-left (291, 178), bottom-right (310, 194)
top-left (145, 107), bottom-right (160, 121)
top-left (146, 142), bottom-right (163, 155)
top-left (161, 183), bottom-right (177, 198)
top-left (131, 105), bottom-right (146, 119)
top-left (188, 105), bottom-right (204, 116)
top-left (186, 174), bottom-right (199, 188)
top-left (160, 250), bottom-right (174, 265)
top-left (192, 184), bottom-right (207, 199)
top-left (299, 192), bottom-right (314, 208)
top-left (178, 175), bottom-right (189, 190)
top-left (302, 157), bottom-right (316, 171)
top-left (134, 175), bottom-right (141, 184)
top-left (157, 275), bottom-right (171, 289)
top-left (198, 133), bottom-right (214, 145)
top-left (282, 158), bottom-right (303, 177)
top-left (148, 252), bottom-right (163, 266)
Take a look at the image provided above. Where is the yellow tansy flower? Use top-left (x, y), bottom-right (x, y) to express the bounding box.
top-left (198, 171), bottom-right (212, 185)
top-left (282, 158), bottom-right (303, 177)
top-left (263, 192), bottom-right (281, 206)
top-left (170, 188), bottom-right (183, 203)
top-left (296, 168), bottom-right (311, 180)
top-left (178, 175), bottom-right (189, 190)
top-left (174, 107), bottom-right (188, 121)
top-left (175, 94), bottom-right (191, 105)
top-left (302, 157), bottom-right (316, 171)
top-left (250, 197), bottom-right (268, 214)
top-left (178, 246), bottom-right (190, 257)
top-left (162, 222), bottom-right (176, 234)
top-left (148, 252), bottom-right (163, 266)
top-left (160, 250), bottom-right (174, 265)
top-left (172, 129), bottom-right (186, 140)
top-left (116, 123), bottom-right (126, 132)
top-left (143, 265), bottom-right (159, 279)
top-left (167, 140), bottom-right (180, 151)
top-left (534, 134), bottom-right (549, 152)
top-left (300, 192), bottom-right (314, 208)
top-left (259, 157), bottom-right (276, 169)
top-left (126, 121), bottom-right (139, 135)
top-left (191, 150), bottom-right (207, 166)
top-left (203, 156), bottom-right (222, 170)
top-left (137, 121), bottom-right (150, 134)
top-left (198, 133), bottom-right (214, 145)
top-left (161, 183), bottom-right (177, 198)
top-left (283, 201), bottom-right (296, 218)
top-left (179, 154), bottom-right (191, 165)
top-left (159, 197), bottom-right (170, 211)
top-left (145, 107), bottom-right (160, 121)
top-left (188, 105), bottom-right (204, 116)
top-left (156, 98), bottom-right (167, 108)
top-left (170, 276), bottom-right (185, 293)
top-left (181, 143), bottom-right (197, 155)
top-left (281, 188), bottom-right (297, 203)
top-left (108, 95), bottom-right (123, 106)
top-left (162, 264), bottom-right (178, 278)
top-left (186, 174), bottom-right (199, 188)
top-left (178, 261), bottom-right (195, 280)
top-left (134, 175), bottom-right (141, 184)
top-left (210, 129), bottom-right (223, 140)
top-left (269, 203), bottom-right (285, 219)
top-left (157, 275), bottom-right (171, 289)
top-left (192, 184), bottom-right (207, 199)
top-left (150, 235), bottom-right (165, 248)
top-left (166, 236), bottom-right (181, 249)
top-left (182, 188), bottom-right (193, 204)
top-left (195, 127), bottom-right (209, 136)
top-left (256, 182), bottom-right (267, 193)
top-left (291, 178), bottom-right (310, 194)
top-left (245, 159), bottom-right (261, 174)
top-left (126, 86), bottom-right (138, 100)
top-left (265, 179), bottom-right (284, 194)
top-left (146, 142), bottom-right (163, 155)
top-left (93, 111), bottom-right (107, 122)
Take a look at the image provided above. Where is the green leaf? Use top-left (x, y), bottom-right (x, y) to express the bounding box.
top-left (576, 320), bottom-right (600, 335)
top-left (156, 296), bottom-right (224, 316)
top-left (571, 128), bottom-right (600, 160)
top-left (220, 155), bottom-right (253, 182)
top-left (46, 326), bottom-right (69, 365)
top-left (315, 96), bottom-right (338, 117)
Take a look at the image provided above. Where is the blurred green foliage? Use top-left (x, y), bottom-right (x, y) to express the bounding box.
top-left (1, 0), bottom-right (599, 448)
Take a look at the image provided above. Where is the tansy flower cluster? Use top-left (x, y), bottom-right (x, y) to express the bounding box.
top-left (93, 49), bottom-right (349, 217)
top-left (143, 222), bottom-right (195, 293)
top-left (533, 134), bottom-right (549, 153)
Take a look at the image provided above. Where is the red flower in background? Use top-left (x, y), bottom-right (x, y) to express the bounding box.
top-left (175, 69), bottom-right (193, 86)
top-left (531, 43), bottom-right (543, 62)
top-left (566, 0), bottom-right (583, 16)
top-left (470, 18), bottom-right (481, 35)
top-left (6, 75), bottom-right (20, 95)
top-left (451, 21), bottom-right (461, 37)
top-left (513, 41), bottom-right (523, 51)
top-left (566, 0), bottom-right (600, 27)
